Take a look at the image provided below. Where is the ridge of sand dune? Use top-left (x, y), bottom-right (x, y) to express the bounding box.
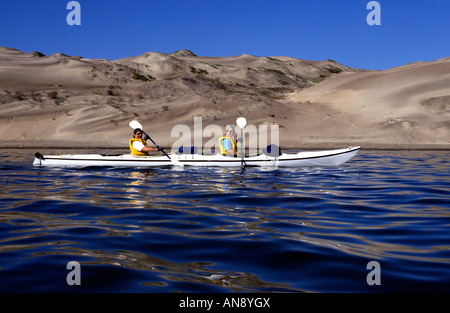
top-left (286, 58), bottom-right (450, 148)
top-left (0, 47), bottom-right (448, 150)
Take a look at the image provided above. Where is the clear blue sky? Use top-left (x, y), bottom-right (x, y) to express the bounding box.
top-left (1, 0), bottom-right (448, 70)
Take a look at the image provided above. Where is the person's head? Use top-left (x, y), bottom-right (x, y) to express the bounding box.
top-left (133, 128), bottom-right (143, 138)
top-left (225, 125), bottom-right (235, 137)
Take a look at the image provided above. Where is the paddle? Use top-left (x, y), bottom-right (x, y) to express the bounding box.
top-left (129, 120), bottom-right (183, 166)
top-left (236, 117), bottom-right (247, 168)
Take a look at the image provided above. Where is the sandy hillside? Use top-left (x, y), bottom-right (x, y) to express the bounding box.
top-left (286, 57), bottom-right (450, 149)
top-left (0, 47), bottom-right (448, 150)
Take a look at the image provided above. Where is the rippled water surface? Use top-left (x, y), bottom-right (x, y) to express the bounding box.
top-left (1, 149), bottom-right (449, 292)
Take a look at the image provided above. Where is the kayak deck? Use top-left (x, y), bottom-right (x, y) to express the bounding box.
top-left (33, 146), bottom-right (360, 168)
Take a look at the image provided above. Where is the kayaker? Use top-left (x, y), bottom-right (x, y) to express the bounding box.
top-left (219, 125), bottom-right (237, 157)
top-left (129, 128), bottom-right (159, 156)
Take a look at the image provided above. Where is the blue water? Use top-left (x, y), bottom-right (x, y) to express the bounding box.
top-left (0, 149), bottom-right (449, 293)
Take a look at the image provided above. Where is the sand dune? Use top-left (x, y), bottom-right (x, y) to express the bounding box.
top-left (287, 57), bottom-right (450, 148)
top-left (0, 47), bottom-right (448, 150)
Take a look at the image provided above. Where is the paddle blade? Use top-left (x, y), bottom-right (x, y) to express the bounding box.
top-left (236, 117), bottom-right (247, 128)
top-left (129, 120), bottom-right (143, 129)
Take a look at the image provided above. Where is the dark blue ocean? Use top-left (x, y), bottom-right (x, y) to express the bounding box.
top-left (1, 149), bottom-right (449, 294)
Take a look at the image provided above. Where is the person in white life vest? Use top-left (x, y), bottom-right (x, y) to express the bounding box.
top-left (129, 128), bottom-right (159, 156)
top-left (219, 125), bottom-right (237, 156)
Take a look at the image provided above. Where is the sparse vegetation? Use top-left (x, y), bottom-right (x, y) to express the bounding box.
top-left (325, 66), bottom-right (343, 74)
top-left (170, 49), bottom-right (197, 57)
top-left (205, 63), bottom-right (222, 69)
top-left (47, 91), bottom-right (67, 105)
top-left (189, 66), bottom-right (208, 76)
top-left (132, 72), bottom-right (155, 82)
top-left (54, 97), bottom-right (65, 105)
top-left (31, 51), bottom-right (45, 57)
top-left (31, 90), bottom-right (42, 101)
top-left (215, 82), bottom-right (227, 91)
top-left (47, 91), bottom-right (58, 99)
top-left (262, 68), bottom-right (286, 75)
top-left (278, 79), bottom-right (290, 86)
top-left (294, 74), bottom-right (308, 82)
top-left (259, 87), bottom-right (291, 99)
top-left (107, 85), bottom-right (121, 96)
top-left (14, 91), bottom-right (25, 101)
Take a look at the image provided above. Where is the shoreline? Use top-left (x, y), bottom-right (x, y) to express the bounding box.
top-left (3, 142), bottom-right (449, 151)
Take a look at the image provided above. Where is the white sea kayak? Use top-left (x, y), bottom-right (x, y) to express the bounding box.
top-left (33, 146), bottom-right (360, 168)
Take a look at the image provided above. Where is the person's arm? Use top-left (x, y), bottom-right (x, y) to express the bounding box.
top-left (133, 141), bottom-right (158, 153)
top-left (142, 146), bottom-right (158, 153)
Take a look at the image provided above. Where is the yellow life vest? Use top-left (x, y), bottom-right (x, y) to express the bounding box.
top-left (219, 136), bottom-right (237, 156)
top-left (129, 138), bottom-right (148, 156)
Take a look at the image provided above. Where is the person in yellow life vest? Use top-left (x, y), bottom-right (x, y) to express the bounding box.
top-left (129, 128), bottom-right (159, 156)
top-left (219, 125), bottom-right (237, 156)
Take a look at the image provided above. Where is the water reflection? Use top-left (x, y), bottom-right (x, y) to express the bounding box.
top-left (0, 149), bottom-right (449, 292)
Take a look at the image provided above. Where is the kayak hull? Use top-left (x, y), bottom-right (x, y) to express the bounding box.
top-left (33, 146), bottom-right (360, 168)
